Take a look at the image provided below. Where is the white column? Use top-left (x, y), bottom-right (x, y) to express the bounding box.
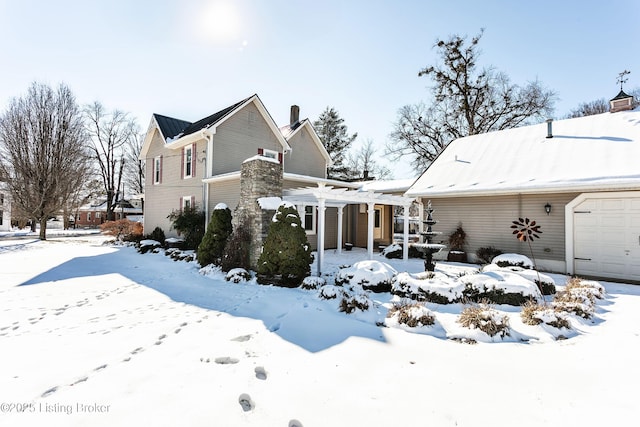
top-left (317, 198), bottom-right (326, 276)
top-left (367, 202), bottom-right (375, 260)
top-left (418, 200), bottom-right (424, 238)
top-left (402, 203), bottom-right (410, 261)
top-left (337, 205), bottom-right (344, 254)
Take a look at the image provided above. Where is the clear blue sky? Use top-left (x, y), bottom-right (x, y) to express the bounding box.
top-left (1, 0), bottom-right (638, 179)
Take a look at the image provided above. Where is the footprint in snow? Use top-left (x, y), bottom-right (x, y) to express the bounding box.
top-left (269, 323), bottom-right (281, 332)
top-left (238, 394), bottom-right (254, 412)
top-left (254, 366), bottom-right (267, 380)
top-left (289, 420), bottom-right (304, 427)
top-left (41, 386), bottom-right (58, 398)
top-left (231, 334), bottom-right (252, 342)
top-left (215, 357), bottom-right (239, 365)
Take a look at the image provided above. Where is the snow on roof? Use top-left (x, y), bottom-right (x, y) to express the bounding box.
top-left (359, 178), bottom-right (417, 193)
top-left (406, 108), bottom-right (640, 197)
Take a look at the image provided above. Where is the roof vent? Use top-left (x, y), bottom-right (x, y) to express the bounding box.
top-left (546, 118), bottom-right (553, 139)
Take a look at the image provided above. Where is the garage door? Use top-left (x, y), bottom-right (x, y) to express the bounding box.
top-left (573, 197), bottom-right (640, 282)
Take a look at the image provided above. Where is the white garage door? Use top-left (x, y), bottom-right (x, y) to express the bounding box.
top-left (573, 197), bottom-right (640, 282)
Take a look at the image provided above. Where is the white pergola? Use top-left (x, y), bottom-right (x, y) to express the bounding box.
top-left (282, 183), bottom-right (415, 275)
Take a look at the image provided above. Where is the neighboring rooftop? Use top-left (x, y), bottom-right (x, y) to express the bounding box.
top-left (406, 107), bottom-right (640, 197)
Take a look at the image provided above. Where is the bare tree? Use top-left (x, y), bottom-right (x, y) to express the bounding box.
top-left (346, 139), bottom-right (391, 180)
top-left (85, 102), bottom-right (139, 221)
top-left (565, 99), bottom-right (609, 118)
top-left (387, 29), bottom-right (556, 170)
top-left (0, 82), bottom-right (89, 239)
top-left (123, 132), bottom-right (145, 195)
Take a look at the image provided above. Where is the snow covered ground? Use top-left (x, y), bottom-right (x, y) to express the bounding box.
top-left (1, 233), bottom-right (640, 426)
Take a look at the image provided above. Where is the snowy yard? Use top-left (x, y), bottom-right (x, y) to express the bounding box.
top-left (1, 232), bottom-right (640, 426)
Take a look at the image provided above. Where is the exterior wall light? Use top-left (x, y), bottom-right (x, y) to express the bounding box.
top-left (544, 203), bottom-right (552, 215)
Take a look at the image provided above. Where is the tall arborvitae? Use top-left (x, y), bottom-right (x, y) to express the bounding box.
top-left (197, 204), bottom-right (232, 267)
top-left (257, 203), bottom-right (313, 287)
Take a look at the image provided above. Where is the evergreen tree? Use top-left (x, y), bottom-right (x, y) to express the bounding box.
top-left (313, 107), bottom-right (357, 179)
top-left (257, 204), bottom-right (313, 287)
top-left (197, 204), bottom-right (232, 267)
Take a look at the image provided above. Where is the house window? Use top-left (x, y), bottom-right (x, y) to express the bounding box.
top-left (0, 193), bottom-right (4, 205)
top-left (154, 156), bottom-right (162, 184)
top-left (181, 196), bottom-right (194, 211)
top-left (302, 205), bottom-right (316, 234)
top-left (96, 212), bottom-right (101, 219)
top-left (261, 148), bottom-right (278, 160)
top-left (87, 212), bottom-right (92, 221)
top-left (183, 145), bottom-right (194, 179)
top-left (0, 210), bottom-right (3, 226)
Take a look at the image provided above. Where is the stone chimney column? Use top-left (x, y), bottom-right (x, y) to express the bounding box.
top-left (233, 157), bottom-right (283, 269)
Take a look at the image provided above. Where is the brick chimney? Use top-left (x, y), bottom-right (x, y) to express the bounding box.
top-left (290, 105), bottom-right (300, 126)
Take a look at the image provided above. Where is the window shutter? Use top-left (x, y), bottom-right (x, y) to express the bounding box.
top-left (278, 152), bottom-right (283, 164)
top-left (258, 148), bottom-right (264, 156)
top-left (192, 144), bottom-right (197, 176)
top-left (179, 197), bottom-right (184, 212)
top-left (191, 196), bottom-right (195, 208)
top-left (181, 147), bottom-right (185, 179)
top-left (159, 156), bottom-right (163, 184)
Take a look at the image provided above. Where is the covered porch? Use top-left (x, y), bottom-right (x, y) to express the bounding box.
top-left (282, 183), bottom-right (415, 275)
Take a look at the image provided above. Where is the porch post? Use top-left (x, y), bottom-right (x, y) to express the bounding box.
top-left (367, 202), bottom-right (375, 260)
top-left (337, 204), bottom-right (344, 254)
top-left (418, 200), bottom-right (424, 236)
top-left (402, 203), bottom-right (410, 261)
top-left (317, 197), bottom-right (326, 276)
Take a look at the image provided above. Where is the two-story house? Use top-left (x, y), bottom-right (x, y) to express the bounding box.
top-left (140, 94), bottom-right (415, 271)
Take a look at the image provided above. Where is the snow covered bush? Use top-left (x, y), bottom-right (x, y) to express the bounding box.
top-left (146, 226), bottom-right (166, 246)
top-left (492, 253), bottom-right (534, 269)
top-left (381, 243), bottom-right (421, 259)
top-left (319, 285), bottom-right (342, 300)
top-left (521, 300), bottom-right (571, 330)
top-left (485, 259), bottom-right (556, 295)
top-left (552, 278), bottom-right (602, 319)
top-left (339, 292), bottom-right (371, 314)
top-left (220, 225), bottom-right (251, 272)
top-left (458, 302), bottom-right (511, 339)
top-left (225, 268), bottom-right (251, 284)
top-left (138, 239), bottom-right (162, 254)
top-left (301, 276), bottom-right (326, 290)
top-left (391, 271), bottom-right (463, 304)
top-left (386, 301), bottom-right (435, 328)
top-left (565, 277), bottom-right (605, 300)
top-left (335, 260), bottom-right (397, 293)
top-left (461, 270), bottom-right (543, 305)
top-left (197, 203), bottom-right (232, 267)
top-left (257, 203), bottom-right (313, 288)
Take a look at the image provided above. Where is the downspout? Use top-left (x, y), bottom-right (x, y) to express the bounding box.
top-left (203, 131), bottom-right (213, 229)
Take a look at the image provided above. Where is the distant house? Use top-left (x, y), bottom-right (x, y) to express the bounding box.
top-left (405, 90), bottom-right (640, 282)
top-left (75, 199), bottom-right (143, 228)
top-left (139, 94), bottom-right (415, 270)
top-left (0, 184), bottom-right (10, 232)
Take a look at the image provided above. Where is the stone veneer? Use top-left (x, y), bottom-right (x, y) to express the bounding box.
top-left (233, 156), bottom-right (283, 269)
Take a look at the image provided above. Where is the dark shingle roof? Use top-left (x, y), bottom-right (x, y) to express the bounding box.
top-left (153, 114), bottom-right (192, 140)
top-left (610, 89), bottom-right (633, 101)
top-left (180, 95), bottom-right (255, 138)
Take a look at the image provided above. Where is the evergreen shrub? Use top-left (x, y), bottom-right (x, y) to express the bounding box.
top-left (197, 204), bottom-right (232, 267)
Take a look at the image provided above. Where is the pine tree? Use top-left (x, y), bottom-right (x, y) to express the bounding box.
top-left (313, 107), bottom-right (357, 180)
top-left (257, 204), bottom-right (313, 287)
top-left (197, 204), bottom-right (232, 267)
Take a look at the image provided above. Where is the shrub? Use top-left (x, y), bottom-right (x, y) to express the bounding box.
top-left (225, 268), bottom-right (251, 284)
top-left (256, 203), bottom-right (313, 287)
top-left (387, 301), bottom-right (435, 327)
top-left (462, 283), bottom-right (531, 306)
top-left (146, 226), bottom-right (166, 245)
top-left (338, 293), bottom-right (371, 314)
top-left (382, 243), bottom-right (423, 259)
top-left (565, 277), bottom-right (605, 300)
top-left (319, 285), bottom-right (342, 300)
top-left (334, 260), bottom-right (397, 293)
top-left (458, 301), bottom-right (511, 338)
top-left (448, 223), bottom-right (467, 251)
top-left (167, 205), bottom-right (205, 250)
top-left (101, 219), bottom-right (143, 241)
top-left (475, 246), bottom-right (503, 264)
top-left (220, 226), bottom-right (251, 272)
top-left (521, 300), bottom-right (571, 329)
top-left (197, 204), bottom-right (232, 267)
top-left (301, 276), bottom-right (326, 290)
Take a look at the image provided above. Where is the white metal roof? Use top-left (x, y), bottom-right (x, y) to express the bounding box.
top-left (283, 184), bottom-right (414, 207)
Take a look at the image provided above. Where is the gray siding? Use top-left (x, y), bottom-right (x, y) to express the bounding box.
top-left (143, 129), bottom-right (205, 237)
top-left (420, 193), bottom-right (579, 266)
top-left (207, 179), bottom-right (242, 215)
top-left (284, 127), bottom-right (326, 178)
top-left (212, 103), bottom-right (282, 175)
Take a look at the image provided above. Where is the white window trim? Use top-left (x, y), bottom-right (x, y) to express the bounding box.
top-left (183, 145), bottom-right (194, 179)
top-left (262, 148), bottom-right (278, 160)
top-left (182, 196), bottom-right (192, 210)
top-left (300, 205), bottom-right (316, 235)
top-left (154, 156), bottom-right (162, 184)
